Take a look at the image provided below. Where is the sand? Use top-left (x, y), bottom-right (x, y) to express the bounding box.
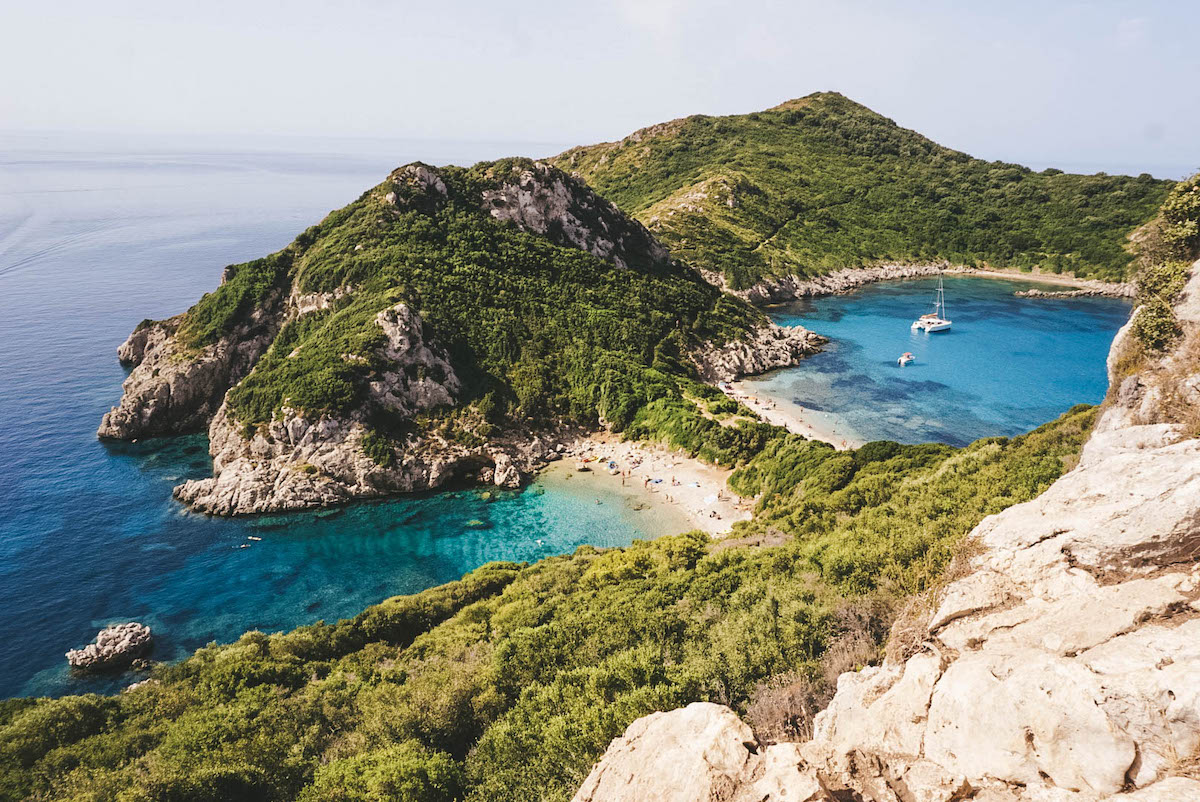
top-left (962, 268), bottom-right (1127, 291)
top-left (724, 381), bottom-right (865, 450)
top-left (562, 433), bottom-right (753, 536)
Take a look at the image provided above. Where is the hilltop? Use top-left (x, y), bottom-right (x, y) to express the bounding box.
top-left (96, 159), bottom-right (819, 514)
top-left (553, 92), bottom-right (1170, 289)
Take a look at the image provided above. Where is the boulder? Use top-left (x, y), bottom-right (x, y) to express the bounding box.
top-left (571, 702), bottom-right (829, 802)
top-left (66, 623), bottom-right (152, 671)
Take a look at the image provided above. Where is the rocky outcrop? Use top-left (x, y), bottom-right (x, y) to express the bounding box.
top-left (481, 161), bottom-right (670, 270)
top-left (172, 302), bottom-right (556, 515)
top-left (575, 260), bottom-right (1200, 801)
top-left (97, 286), bottom-right (286, 440)
top-left (573, 703), bottom-right (828, 802)
top-left (692, 324), bottom-right (825, 383)
top-left (66, 623), bottom-right (152, 671)
top-left (736, 264), bottom-right (950, 304)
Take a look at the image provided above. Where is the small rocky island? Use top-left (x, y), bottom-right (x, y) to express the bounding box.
top-left (66, 623), bottom-right (153, 672)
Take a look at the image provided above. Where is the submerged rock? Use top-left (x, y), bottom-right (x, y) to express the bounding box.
top-left (66, 623), bottom-right (152, 671)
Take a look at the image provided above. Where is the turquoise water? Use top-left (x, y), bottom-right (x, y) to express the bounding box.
top-left (0, 138), bottom-right (686, 699)
top-left (749, 278), bottom-right (1131, 446)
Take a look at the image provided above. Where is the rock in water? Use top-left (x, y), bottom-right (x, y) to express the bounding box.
top-left (66, 623), bottom-right (152, 671)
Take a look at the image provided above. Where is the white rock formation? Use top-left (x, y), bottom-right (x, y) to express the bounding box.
top-left (481, 161), bottom-right (669, 270)
top-left (692, 324), bottom-right (825, 383)
top-left (172, 302), bottom-right (540, 514)
top-left (66, 623), bottom-right (152, 671)
top-left (97, 293), bottom-right (283, 440)
top-left (573, 703), bottom-right (829, 802)
top-left (575, 260), bottom-right (1200, 801)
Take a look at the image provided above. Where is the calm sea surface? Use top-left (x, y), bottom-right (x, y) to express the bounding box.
top-left (0, 137), bottom-right (693, 698)
top-left (749, 277), bottom-right (1130, 446)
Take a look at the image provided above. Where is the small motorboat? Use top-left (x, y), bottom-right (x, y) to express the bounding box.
top-left (897, 352), bottom-right (915, 366)
top-left (912, 276), bottom-right (952, 332)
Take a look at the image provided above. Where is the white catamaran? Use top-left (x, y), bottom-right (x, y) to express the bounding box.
top-left (911, 276), bottom-right (952, 332)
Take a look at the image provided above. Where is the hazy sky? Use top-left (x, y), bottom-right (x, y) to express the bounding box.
top-left (3, 0), bottom-right (1197, 176)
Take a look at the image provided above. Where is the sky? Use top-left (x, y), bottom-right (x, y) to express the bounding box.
top-left (2, 0), bottom-right (1197, 177)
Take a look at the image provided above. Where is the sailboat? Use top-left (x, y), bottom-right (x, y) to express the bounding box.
top-left (911, 276), bottom-right (952, 332)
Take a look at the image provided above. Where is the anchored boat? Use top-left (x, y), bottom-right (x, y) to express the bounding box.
top-left (911, 276), bottom-right (952, 332)
top-left (897, 352), bottom-right (915, 366)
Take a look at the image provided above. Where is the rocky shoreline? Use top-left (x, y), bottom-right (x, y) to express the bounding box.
top-left (691, 322), bottom-right (825, 383)
top-left (720, 262), bottom-right (1135, 305)
top-left (1015, 284), bottom-right (1136, 299)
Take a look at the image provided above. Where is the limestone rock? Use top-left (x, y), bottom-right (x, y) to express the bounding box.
top-left (692, 324), bottom-right (825, 383)
top-left (481, 161), bottom-right (669, 270)
top-left (97, 298), bottom-right (281, 440)
top-left (572, 703), bottom-right (828, 802)
top-left (66, 623), bottom-right (152, 671)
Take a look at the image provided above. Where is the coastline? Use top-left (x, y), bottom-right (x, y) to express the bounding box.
top-left (561, 433), bottom-right (753, 536)
top-left (732, 262), bottom-right (1135, 305)
top-left (724, 380), bottom-right (866, 450)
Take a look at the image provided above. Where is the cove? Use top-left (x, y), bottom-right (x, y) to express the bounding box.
top-left (0, 139), bottom-right (686, 699)
top-left (744, 277), bottom-right (1131, 447)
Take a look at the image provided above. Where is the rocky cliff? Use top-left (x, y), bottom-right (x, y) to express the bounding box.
top-left (692, 323), bottom-right (825, 383)
top-left (572, 259), bottom-right (1200, 801)
top-left (96, 285), bottom-right (285, 439)
top-left (99, 160), bottom-right (811, 515)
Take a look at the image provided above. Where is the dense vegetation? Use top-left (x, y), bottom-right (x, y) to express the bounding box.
top-left (1130, 173), bottom-right (1200, 350)
top-left (553, 93), bottom-right (1170, 286)
top-left (168, 159), bottom-right (776, 459)
top-left (0, 407), bottom-right (1095, 802)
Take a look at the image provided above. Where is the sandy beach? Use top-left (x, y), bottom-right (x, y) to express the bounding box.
top-left (724, 381), bottom-right (866, 450)
top-left (561, 433), bottom-right (753, 536)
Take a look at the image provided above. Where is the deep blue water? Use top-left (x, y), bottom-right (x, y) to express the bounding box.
top-left (748, 278), bottom-right (1130, 446)
top-left (0, 137), bottom-right (690, 699)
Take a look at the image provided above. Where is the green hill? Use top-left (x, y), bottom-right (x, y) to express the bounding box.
top-left (552, 92), bottom-right (1171, 288)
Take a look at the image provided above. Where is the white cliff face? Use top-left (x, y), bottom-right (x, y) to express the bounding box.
top-left (575, 261), bottom-right (1200, 801)
top-left (171, 302), bottom-right (556, 515)
top-left (481, 162), bottom-right (669, 270)
top-left (96, 295), bottom-right (283, 440)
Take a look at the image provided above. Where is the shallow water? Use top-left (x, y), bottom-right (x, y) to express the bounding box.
top-left (0, 137), bottom-right (693, 699)
top-left (748, 277), bottom-right (1131, 446)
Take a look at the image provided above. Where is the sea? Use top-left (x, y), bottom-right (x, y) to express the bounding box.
top-left (0, 135), bottom-right (1130, 698)
top-left (0, 134), bottom-right (696, 699)
top-left (746, 277), bottom-right (1130, 447)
